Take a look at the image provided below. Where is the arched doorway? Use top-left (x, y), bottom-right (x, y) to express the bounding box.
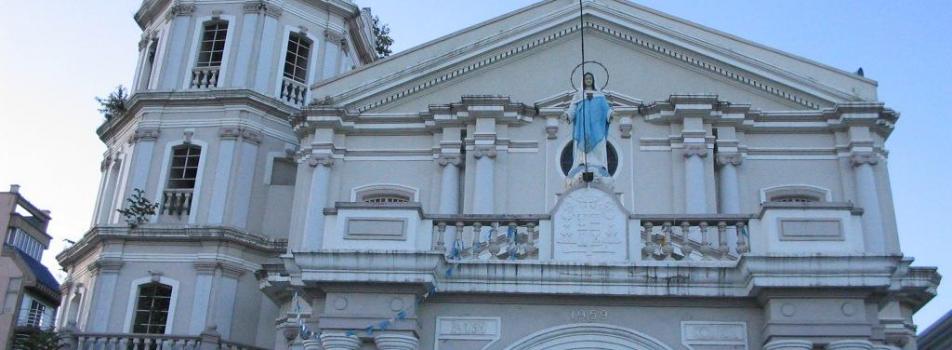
top-left (504, 324), bottom-right (673, 350)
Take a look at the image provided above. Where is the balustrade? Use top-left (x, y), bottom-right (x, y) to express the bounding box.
top-left (190, 67), bottom-right (220, 89)
top-left (161, 189), bottom-right (193, 216)
top-left (280, 78), bottom-right (307, 106)
top-left (63, 332), bottom-right (268, 350)
top-left (636, 215), bottom-right (751, 261)
top-left (430, 215), bottom-right (542, 261)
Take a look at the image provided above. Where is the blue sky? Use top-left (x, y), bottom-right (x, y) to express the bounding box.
top-left (1, 0), bottom-right (950, 329)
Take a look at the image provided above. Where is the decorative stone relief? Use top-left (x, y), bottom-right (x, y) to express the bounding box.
top-left (434, 317), bottom-right (500, 350)
top-left (472, 146), bottom-right (497, 159)
top-left (552, 186), bottom-right (628, 262)
top-left (850, 152), bottom-right (879, 166)
top-left (716, 153), bottom-right (743, 166)
top-left (437, 154), bottom-right (462, 167)
top-left (308, 153), bottom-right (335, 167)
top-left (681, 321), bottom-right (748, 350)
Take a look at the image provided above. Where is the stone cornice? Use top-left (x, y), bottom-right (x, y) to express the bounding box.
top-left (97, 89), bottom-right (299, 143)
top-left (278, 251), bottom-right (937, 310)
top-left (56, 226), bottom-right (288, 268)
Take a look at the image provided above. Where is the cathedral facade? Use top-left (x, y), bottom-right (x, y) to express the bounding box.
top-left (56, 1), bottom-right (939, 349)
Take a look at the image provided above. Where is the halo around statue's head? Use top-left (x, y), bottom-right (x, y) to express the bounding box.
top-left (570, 60), bottom-right (609, 91)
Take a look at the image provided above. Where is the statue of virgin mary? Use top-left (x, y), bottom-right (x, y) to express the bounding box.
top-left (566, 72), bottom-right (612, 179)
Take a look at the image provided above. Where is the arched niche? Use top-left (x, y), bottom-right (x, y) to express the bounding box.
top-left (504, 323), bottom-right (673, 350)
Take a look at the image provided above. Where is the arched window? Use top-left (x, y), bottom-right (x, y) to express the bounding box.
top-left (167, 144), bottom-right (201, 189)
top-left (196, 20), bottom-right (228, 68)
top-left (283, 32), bottom-right (312, 84)
top-left (352, 184), bottom-right (418, 204)
top-left (761, 185), bottom-right (831, 203)
top-left (131, 282), bottom-right (173, 334)
top-left (560, 141), bottom-right (618, 176)
top-left (162, 144), bottom-right (201, 216)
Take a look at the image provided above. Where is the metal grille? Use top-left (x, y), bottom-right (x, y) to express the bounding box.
top-left (167, 145), bottom-right (201, 189)
top-left (772, 195), bottom-right (819, 203)
top-left (363, 194), bottom-right (410, 204)
top-left (283, 32), bottom-right (312, 83)
top-left (196, 20), bottom-right (228, 67)
top-left (132, 282), bottom-right (172, 334)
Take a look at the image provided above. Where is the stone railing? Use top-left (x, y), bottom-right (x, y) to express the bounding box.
top-left (161, 189), bottom-right (193, 216)
top-left (634, 214), bottom-right (752, 261)
top-left (190, 66), bottom-right (220, 89)
top-left (429, 215), bottom-right (544, 261)
top-left (279, 77), bottom-right (307, 106)
top-left (60, 331), bottom-right (268, 350)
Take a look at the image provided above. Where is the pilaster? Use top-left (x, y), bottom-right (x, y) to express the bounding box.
top-left (85, 258), bottom-right (123, 332)
top-left (157, 4), bottom-right (195, 89)
top-left (301, 152), bottom-right (335, 250)
top-left (764, 339), bottom-right (813, 350)
top-left (125, 127), bottom-right (160, 204)
top-left (229, 128), bottom-right (261, 228)
top-left (827, 339), bottom-right (874, 350)
top-left (207, 127), bottom-right (240, 225)
top-left (374, 333), bottom-right (419, 350)
top-left (320, 332), bottom-right (361, 350)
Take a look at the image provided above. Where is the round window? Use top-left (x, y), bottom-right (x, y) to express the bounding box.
top-left (560, 141), bottom-right (618, 176)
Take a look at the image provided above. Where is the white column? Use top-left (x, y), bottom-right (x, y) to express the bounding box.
top-left (96, 157), bottom-right (121, 225)
top-left (90, 156), bottom-right (111, 226)
top-left (214, 268), bottom-right (241, 339)
top-left (374, 333), bottom-right (419, 350)
top-left (438, 155), bottom-right (461, 214)
top-left (188, 263), bottom-right (215, 334)
top-left (252, 8), bottom-right (282, 93)
top-left (157, 4), bottom-right (195, 90)
top-left (683, 144), bottom-right (708, 214)
top-left (827, 339), bottom-right (874, 350)
top-left (320, 332), bottom-right (360, 350)
top-left (126, 128), bottom-right (160, 197)
top-left (86, 260), bottom-right (122, 332)
top-left (764, 339), bottom-right (813, 350)
top-left (231, 4), bottom-right (261, 87)
top-left (717, 153), bottom-right (742, 214)
top-left (471, 147), bottom-right (496, 214)
top-left (301, 155), bottom-right (334, 250)
top-left (207, 128), bottom-right (239, 225)
top-left (852, 153), bottom-right (885, 254)
top-left (229, 130), bottom-right (260, 228)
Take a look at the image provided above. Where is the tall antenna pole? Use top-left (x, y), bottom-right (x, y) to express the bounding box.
top-left (578, 0), bottom-right (590, 177)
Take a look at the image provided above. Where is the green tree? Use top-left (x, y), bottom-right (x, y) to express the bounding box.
top-left (116, 188), bottom-right (159, 228)
top-left (372, 15), bottom-right (394, 57)
top-left (11, 328), bottom-right (63, 350)
top-left (95, 85), bottom-right (129, 121)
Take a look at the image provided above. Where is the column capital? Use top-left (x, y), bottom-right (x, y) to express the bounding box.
top-left (133, 127), bottom-right (161, 143)
top-left (100, 155), bottom-right (113, 172)
top-left (850, 152), bottom-right (879, 167)
top-left (166, 3), bottom-right (196, 19)
top-left (320, 332), bottom-right (361, 350)
top-left (827, 339), bottom-right (874, 350)
top-left (763, 339), bottom-right (813, 350)
top-left (87, 258), bottom-right (124, 274)
top-left (716, 153), bottom-right (743, 166)
top-left (472, 146), bottom-right (497, 159)
top-left (437, 154), bottom-right (462, 167)
top-left (308, 153), bottom-right (335, 167)
top-left (242, 1), bottom-right (282, 16)
top-left (374, 333), bottom-right (419, 350)
top-left (683, 144), bottom-right (708, 158)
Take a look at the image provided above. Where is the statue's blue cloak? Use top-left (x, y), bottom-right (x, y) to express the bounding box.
top-left (572, 95), bottom-right (611, 153)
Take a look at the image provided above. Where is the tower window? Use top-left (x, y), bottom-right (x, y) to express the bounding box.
top-left (131, 282), bottom-right (173, 334)
top-left (167, 145), bottom-right (202, 189)
top-left (196, 20), bottom-right (228, 68)
top-left (283, 32), bottom-right (312, 83)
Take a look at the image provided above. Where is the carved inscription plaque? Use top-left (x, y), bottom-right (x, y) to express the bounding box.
top-left (553, 187), bottom-right (628, 262)
top-left (435, 317), bottom-right (500, 350)
top-left (681, 321), bottom-right (748, 350)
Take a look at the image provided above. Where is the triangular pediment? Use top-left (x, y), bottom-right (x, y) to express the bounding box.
top-left (313, 0), bottom-right (874, 114)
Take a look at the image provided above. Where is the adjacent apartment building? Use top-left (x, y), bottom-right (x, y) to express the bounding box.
top-left (55, 1), bottom-right (940, 349)
top-left (1, 185), bottom-right (60, 348)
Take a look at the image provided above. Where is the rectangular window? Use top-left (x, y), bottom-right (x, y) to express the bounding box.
top-left (167, 145), bottom-right (202, 189)
top-left (270, 158), bottom-right (297, 186)
top-left (26, 300), bottom-right (46, 327)
top-left (196, 20), bottom-right (228, 67)
top-left (283, 32), bottom-right (312, 83)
